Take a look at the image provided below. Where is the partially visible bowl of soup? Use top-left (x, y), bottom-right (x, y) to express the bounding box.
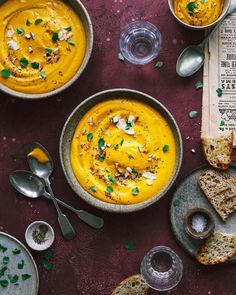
top-left (60, 89), bottom-right (183, 213)
top-left (0, 0), bottom-right (93, 98)
top-left (168, 0), bottom-right (230, 30)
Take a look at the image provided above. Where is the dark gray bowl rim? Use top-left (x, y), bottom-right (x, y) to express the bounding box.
top-left (59, 88), bottom-right (183, 213)
top-left (0, 0), bottom-right (93, 99)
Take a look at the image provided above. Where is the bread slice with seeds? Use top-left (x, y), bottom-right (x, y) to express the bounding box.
top-left (112, 274), bottom-right (149, 295)
top-left (201, 131), bottom-right (233, 170)
top-left (196, 231), bottom-right (236, 265)
top-left (198, 169), bottom-right (236, 221)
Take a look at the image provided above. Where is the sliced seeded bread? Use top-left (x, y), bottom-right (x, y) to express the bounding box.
top-left (199, 169), bottom-right (236, 221)
top-left (196, 231), bottom-right (236, 265)
top-left (201, 131), bottom-right (233, 170)
top-left (112, 274), bottom-right (149, 295)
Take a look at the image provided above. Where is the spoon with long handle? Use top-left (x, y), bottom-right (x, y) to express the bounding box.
top-left (176, 0), bottom-right (236, 77)
top-left (9, 171), bottom-right (104, 229)
top-left (27, 142), bottom-right (76, 240)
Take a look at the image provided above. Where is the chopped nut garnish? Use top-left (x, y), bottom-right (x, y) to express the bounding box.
top-left (54, 56), bottom-right (60, 63)
top-left (29, 46), bottom-right (33, 53)
top-left (126, 167), bottom-right (132, 173)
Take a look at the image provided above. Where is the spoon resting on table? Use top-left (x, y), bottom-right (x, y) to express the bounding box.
top-left (27, 142), bottom-right (76, 240)
top-left (9, 170), bottom-right (104, 229)
top-left (176, 0), bottom-right (236, 77)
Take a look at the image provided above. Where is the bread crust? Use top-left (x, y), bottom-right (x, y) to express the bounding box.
top-left (112, 274), bottom-right (149, 295)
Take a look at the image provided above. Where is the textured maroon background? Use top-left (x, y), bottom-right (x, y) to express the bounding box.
top-left (0, 1), bottom-right (235, 294)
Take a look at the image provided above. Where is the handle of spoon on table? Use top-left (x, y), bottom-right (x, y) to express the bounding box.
top-left (45, 177), bottom-right (76, 240)
top-left (43, 191), bottom-right (104, 229)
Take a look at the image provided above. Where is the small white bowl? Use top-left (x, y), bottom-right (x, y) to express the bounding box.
top-left (25, 221), bottom-right (55, 251)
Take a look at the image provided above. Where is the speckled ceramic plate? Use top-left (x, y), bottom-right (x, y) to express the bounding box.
top-left (170, 165), bottom-right (236, 263)
top-left (0, 232), bottom-right (39, 294)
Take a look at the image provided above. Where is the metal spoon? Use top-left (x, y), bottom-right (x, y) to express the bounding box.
top-left (176, 1), bottom-right (236, 77)
top-left (9, 171), bottom-right (104, 229)
top-left (27, 142), bottom-right (76, 240)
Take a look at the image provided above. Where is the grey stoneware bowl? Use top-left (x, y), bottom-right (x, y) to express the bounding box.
top-left (0, 0), bottom-right (93, 99)
top-left (167, 0), bottom-right (230, 30)
top-left (60, 89), bottom-right (183, 213)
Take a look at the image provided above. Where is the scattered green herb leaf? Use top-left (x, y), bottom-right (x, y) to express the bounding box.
top-left (52, 32), bottom-right (59, 42)
top-left (65, 26), bottom-right (72, 32)
top-left (195, 81), bottom-right (203, 90)
top-left (162, 145), bottom-right (169, 152)
top-left (155, 60), bottom-right (164, 69)
top-left (189, 111), bottom-right (198, 119)
top-left (0, 267), bottom-right (7, 277)
top-left (216, 88), bottom-right (223, 97)
top-left (35, 18), bottom-right (43, 25)
top-left (46, 48), bottom-right (52, 54)
top-left (98, 155), bottom-right (105, 162)
top-left (120, 139), bottom-right (124, 146)
top-left (8, 274), bottom-right (19, 284)
top-left (113, 144), bottom-right (119, 150)
top-left (132, 187), bottom-right (139, 196)
top-left (106, 186), bottom-right (113, 193)
top-left (124, 241), bottom-right (135, 250)
top-left (12, 248), bottom-right (21, 255)
top-left (3, 257), bottom-right (9, 265)
top-left (131, 168), bottom-right (138, 174)
top-left (43, 249), bottom-right (53, 260)
top-left (118, 52), bottom-right (125, 62)
top-left (21, 274), bottom-right (31, 281)
top-left (98, 138), bottom-right (105, 150)
top-left (41, 261), bottom-right (52, 270)
top-left (89, 186), bottom-right (97, 193)
top-left (1, 69), bottom-right (10, 79)
top-left (26, 19), bottom-right (31, 26)
top-left (125, 122), bottom-right (132, 130)
top-left (108, 175), bottom-right (117, 185)
top-left (17, 28), bottom-right (25, 36)
top-left (20, 57), bottom-right (28, 68)
top-left (18, 260), bottom-right (25, 270)
top-left (31, 62), bottom-right (39, 69)
top-left (87, 133), bottom-right (93, 142)
top-left (0, 280), bottom-right (8, 288)
top-left (187, 2), bottom-right (198, 15)
top-left (68, 41), bottom-right (75, 46)
top-left (220, 120), bottom-right (225, 126)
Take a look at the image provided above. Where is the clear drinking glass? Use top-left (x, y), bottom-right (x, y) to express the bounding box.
top-left (119, 21), bottom-right (162, 65)
top-left (140, 246), bottom-right (183, 291)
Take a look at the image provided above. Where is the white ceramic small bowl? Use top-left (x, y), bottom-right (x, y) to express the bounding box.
top-left (167, 0), bottom-right (230, 30)
top-left (25, 221), bottom-right (55, 251)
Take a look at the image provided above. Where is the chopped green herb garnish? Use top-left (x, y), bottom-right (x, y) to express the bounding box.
top-left (120, 139), bottom-right (124, 146)
top-left (195, 81), bottom-right (203, 90)
top-left (106, 186), bottom-right (113, 193)
top-left (65, 26), bottom-right (72, 32)
top-left (8, 274), bottom-right (19, 284)
top-left (108, 175), bottom-right (117, 185)
top-left (35, 18), bottom-right (43, 25)
top-left (98, 155), bottom-right (105, 162)
top-left (3, 256), bottom-right (9, 265)
top-left (98, 138), bottom-right (105, 150)
top-left (132, 187), bottom-right (139, 196)
top-left (187, 2), bottom-right (198, 15)
top-left (17, 28), bottom-right (25, 36)
top-left (41, 261), bottom-right (52, 270)
top-left (189, 111), bottom-right (198, 119)
top-left (0, 280), bottom-right (8, 288)
top-left (155, 60), bottom-right (164, 69)
top-left (118, 52), bottom-right (125, 62)
top-left (89, 186), bottom-right (97, 193)
top-left (124, 241), bottom-right (135, 250)
top-left (0, 267), bottom-right (7, 277)
top-left (216, 88), bottom-right (223, 97)
top-left (18, 260), bottom-right (25, 270)
top-left (21, 274), bottom-right (31, 281)
top-left (87, 133), bottom-right (93, 142)
top-left (12, 248), bottom-right (21, 255)
top-left (52, 32), bottom-right (59, 42)
top-left (1, 69), bottom-right (11, 78)
top-left (40, 71), bottom-right (47, 80)
top-left (20, 57), bottom-right (28, 68)
top-left (31, 62), bottom-right (39, 69)
top-left (125, 122), bottom-right (132, 130)
top-left (26, 19), bottom-right (31, 26)
top-left (131, 168), bottom-right (138, 174)
top-left (43, 249), bottom-right (53, 260)
top-left (68, 41), bottom-right (75, 46)
top-left (220, 120), bottom-right (225, 126)
top-left (162, 145), bottom-right (169, 152)
top-left (46, 48), bottom-right (52, 54)
top-left (114, 144), bottom-right (119, 150)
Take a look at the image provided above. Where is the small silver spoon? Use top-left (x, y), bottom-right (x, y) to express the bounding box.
top-left (9, 171), bottom-right (104, 229)
top-left (27, 142), bottom-right (76, 240)
top-left (176, 1), bottom-right (236, 77)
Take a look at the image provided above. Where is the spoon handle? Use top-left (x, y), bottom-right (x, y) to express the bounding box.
top-left (44, 192), bottom-right (104, 229)
top-left (45, 178), bottom-right (76, 240)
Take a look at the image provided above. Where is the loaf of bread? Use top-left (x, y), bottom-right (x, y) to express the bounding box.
top-left (199, 169), bottom-right (236, 221)
top-left (196, 231), bottom-right (236, 265)
top-left (112, 274), bottom-right (149, 295)
top-left (201, 131), bottom-right (233, 170)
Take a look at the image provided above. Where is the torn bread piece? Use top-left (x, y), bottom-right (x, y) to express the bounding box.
top-left (112, 274), bottom-right (149, 295)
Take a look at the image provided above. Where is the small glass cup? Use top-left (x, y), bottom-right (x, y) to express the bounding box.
top-left (119, 21), bottom-right (162, 65)
top-left (140, 246), bottom-right (183, 291)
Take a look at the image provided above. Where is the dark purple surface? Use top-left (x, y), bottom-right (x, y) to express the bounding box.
top-left (0, 1), bottom-right (235, 294)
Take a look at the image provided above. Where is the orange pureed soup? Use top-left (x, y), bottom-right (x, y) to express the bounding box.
top-left (174, 0), bottom-right (224, 26)
top-left (70, 99), bottom-right (177, 205)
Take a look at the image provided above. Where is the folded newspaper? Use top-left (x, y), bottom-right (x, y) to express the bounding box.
top-left (201, 10), bottom-right (236, 146)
